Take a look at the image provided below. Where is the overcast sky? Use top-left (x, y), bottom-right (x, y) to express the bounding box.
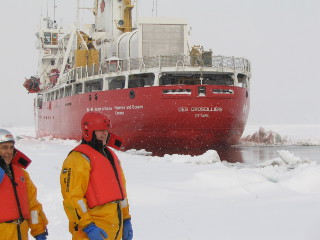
top-left (0, 0), bottom-right (319, 127)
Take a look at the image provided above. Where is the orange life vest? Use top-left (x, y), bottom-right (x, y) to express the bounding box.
top-left (73, 144), bottom-right (126, 208)
top-left (0, 165), bottom-right (30, 222)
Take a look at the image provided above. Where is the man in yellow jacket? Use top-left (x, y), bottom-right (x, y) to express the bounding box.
top-left (0, 129), bottom-right (48, 240)
top-left (60, 111), bottom-right (133, 240)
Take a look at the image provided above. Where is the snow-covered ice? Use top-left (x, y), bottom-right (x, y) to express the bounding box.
top-left (5, 125), bottom-right (320, 240)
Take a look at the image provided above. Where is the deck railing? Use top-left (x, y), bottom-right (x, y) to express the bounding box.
top-left (59, 55), bottom-right (251, 83)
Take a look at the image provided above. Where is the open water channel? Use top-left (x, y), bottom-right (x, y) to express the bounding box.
top-left (218, 145), bottom-right (320, 164)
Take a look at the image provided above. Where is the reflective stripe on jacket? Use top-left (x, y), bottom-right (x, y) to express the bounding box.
top-left (73, 144), bottom-right (126, 208)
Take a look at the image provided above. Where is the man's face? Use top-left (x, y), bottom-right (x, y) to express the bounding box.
top-left (94, 130), bottom-right (109, 145)
top-left (0, 142), bottom-right (14, 165)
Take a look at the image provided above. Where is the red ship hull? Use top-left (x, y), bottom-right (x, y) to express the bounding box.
top-left (35, 84), bottom-right (249, 155)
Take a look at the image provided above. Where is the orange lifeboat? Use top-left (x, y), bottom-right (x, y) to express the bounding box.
top-left (49, 69), bottom-right (60, 85)
top-left (23, 76), bottom-right (40, 93)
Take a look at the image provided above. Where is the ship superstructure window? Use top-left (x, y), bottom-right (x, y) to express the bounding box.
top-left (74, 83), bottom-right (83, 95)
top-left (59, 88), bottom-right (64, 98)
top-left (108, 76), bottom-right (125, 90)
top-left (159, 74), bottom-right (234, 86)
top-left (55, 90), bottom-right (59, 100)
top-left (237, 74), bottom-right (248, 88)
top-left (43, 32), bottom-right (58, 45)
top-left (52, 33), bottom-right (58, 45)
top-left (213, 89), bottom-right (234, 94)
top-left (48, 92), bottom-right (54, 101)
top-left (44, 32), bottom-right (52, 45)
top-left (85, 79), bottom-right (103, 92)
top-left (203, 74), bottom-right (234, 86)
top-left (128, 73), bottom-right (154, 88)
top-left (65, 86), bottom-right (72, 97)
top-left (160, 74), bottom-right (200, 85)
top-left (36, 95), bottom-right (43, 109)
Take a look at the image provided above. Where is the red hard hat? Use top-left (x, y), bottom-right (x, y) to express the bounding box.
top-left (81, 112), bottom-right (111, 141)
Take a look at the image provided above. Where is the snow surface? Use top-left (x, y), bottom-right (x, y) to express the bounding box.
top-left (5, 126), bottom-right (320, 240)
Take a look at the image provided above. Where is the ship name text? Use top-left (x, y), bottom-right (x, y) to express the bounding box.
top-left (178, 106), bottom-right (223, 112)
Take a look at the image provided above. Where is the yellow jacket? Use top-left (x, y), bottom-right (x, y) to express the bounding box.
top-left (0, 169), bottom-right (48, 240)
top-left (60, 149), bottom-right (131, 240)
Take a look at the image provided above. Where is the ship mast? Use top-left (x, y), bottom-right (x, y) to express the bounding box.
top-left (53, 0), bottom-right (56, 22)
top-left (117, 0), bottom-right (134, 33)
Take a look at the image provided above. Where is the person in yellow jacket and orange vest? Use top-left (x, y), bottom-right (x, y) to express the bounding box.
top-left (0, 129), bottom-right (48, 240)
top-left (60, 111), bottom-right (133, 240)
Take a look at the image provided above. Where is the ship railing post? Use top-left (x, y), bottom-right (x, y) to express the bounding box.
top-left (72, 69), bottom-right (75, 81)
top-left (242, 58), bottom-right (246, 73)
top-left (140, 57), bottom-right (145, 72)
top-left (99, 62), bottom-right (103, 75)
top-left (86, 65), bottom-right (89, 78)
top-left (221, 55), bottom-right (225, 71)
top-left (241, 58), bottom-right (244, 72)
top-left (246, 59), bottom-right (250, 72)
top-left (217, 55), bottom-right (221, 71)
top-left (222, 56), bottom-right (226, 71)
top-left (222, 55), bottom-right (225, 71)
top-left (158, 56), bottom-right (161, 70)
top-left (244, 58), bottom-right (249, 72)
top-left (103, 61), bottom-right (107, 74)
top-left (117, 60), bottom-right (122, 73)
top-left (232, 56), bottom-right (236, 71)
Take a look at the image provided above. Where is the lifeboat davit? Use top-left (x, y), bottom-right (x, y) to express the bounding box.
top-left (49, 69), bottom-right (60, 85)
top-left (23, 76), bottom-right (40, 93)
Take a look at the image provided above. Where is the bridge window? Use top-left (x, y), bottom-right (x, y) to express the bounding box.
top-left (85, 79), bottom-right (103, 92)
top-left (237, 74), bottom-right (248, 88)
top-left (128, 73), bottom-right (154, 88)
top-left (203, 74), bottom-right (234, 86)
top-left (160, 74), bottom-right (200, 85)
top-left (74, 83), bottom-right (83, 95)
top-left (59, 88), bottom-right (64, 98)
top-left (108, 76), bottom-right (125, 90)
top-left (43, 32), bottom-right (58, 45)
top-left (65, 86), bottom-right (72, 97)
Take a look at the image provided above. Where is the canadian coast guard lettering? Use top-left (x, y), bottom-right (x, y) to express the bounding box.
top-left (114, 105), bottom-right (144, 115)
top-left (87, 105), bottom-right (144, 116)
